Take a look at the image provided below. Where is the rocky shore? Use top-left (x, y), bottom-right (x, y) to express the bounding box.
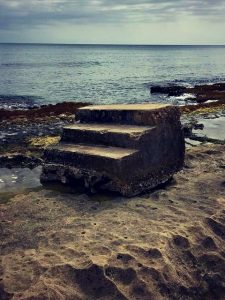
top-left (151, 82), bottom-right (225, 146)
top-left (0, 83), bottom-right (225, 299)
top-left (0, 102), bottom-right (88, 166)
top-left (1, 83), bottom-right (225, 168)
top-left (151, 82), bottom-right (225, 104)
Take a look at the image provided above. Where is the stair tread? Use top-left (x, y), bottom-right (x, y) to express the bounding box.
top-left (49, 143), bottom-right (138, 159)
top-left (79, 103), bottom-right (169, 111)
top-left (64, 123), bottom-right (154, 134)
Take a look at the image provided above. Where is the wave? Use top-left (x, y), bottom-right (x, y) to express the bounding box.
top-left (145, 76), bottom-right (225, 89)
top-left (0, 95), bottom-right (42, 110)
top-left (0, 61), bottom-right (101, 68)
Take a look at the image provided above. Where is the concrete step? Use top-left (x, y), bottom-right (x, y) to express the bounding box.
top-left (61, 123), bottom-right (155, 148)
top-left (76, 103), bottom-right (179, 126)
top-left (41, 103), bottom-right (185, 196)
top-left (44, 143), bottom-right (138, 178)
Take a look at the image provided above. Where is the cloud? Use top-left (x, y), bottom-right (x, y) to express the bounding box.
top-left (0, 0), bottom-right (225, 44)
top-left (0, 0), bottom-right (225, 30)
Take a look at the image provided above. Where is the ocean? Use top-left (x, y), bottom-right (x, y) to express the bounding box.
top-left (0, 44), bottom-right (225, 109)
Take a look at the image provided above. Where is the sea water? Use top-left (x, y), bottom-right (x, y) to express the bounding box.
top-left (0, 44), bottom-right (225, 109)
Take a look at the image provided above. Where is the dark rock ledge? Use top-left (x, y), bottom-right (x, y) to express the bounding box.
top-left (151, 82), bottom-right (225, 104)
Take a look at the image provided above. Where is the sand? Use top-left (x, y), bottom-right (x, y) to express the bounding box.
top-left (1, 144), bottom-right (225, 300)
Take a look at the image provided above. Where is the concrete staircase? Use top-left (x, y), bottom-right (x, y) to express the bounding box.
top-left (41, 104), bottom-right (185, 196)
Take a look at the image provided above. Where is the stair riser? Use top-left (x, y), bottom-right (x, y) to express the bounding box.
top-left (44, 149), bottom-right (136, 178)
top-left (44, 120), bottom-right (185, 182)
top-left (61, 127), bottom-right (156, 149)
top-left (44, 129), bottom-right (184, 181)
top-left (76, 106), bottom-right (180, 126)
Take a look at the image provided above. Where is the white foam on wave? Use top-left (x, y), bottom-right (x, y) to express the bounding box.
top-left (169, 93), bottom-right (196, 105)
top-left (204, 99), bottom-right (218, 104)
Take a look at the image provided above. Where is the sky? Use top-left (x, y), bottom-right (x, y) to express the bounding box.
top-left (0, 0), bottom-right (225, 44)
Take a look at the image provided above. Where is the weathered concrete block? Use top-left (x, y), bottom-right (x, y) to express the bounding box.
top-left (41, 104), bottom-right (185, 196)
top-left (76, 104), bottom-right (180, 126)
top-left (61, 124), bottom-right (156, 149)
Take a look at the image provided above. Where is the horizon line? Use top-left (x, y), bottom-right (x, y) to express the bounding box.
top-left (0, 42), bottom-right (225, 47)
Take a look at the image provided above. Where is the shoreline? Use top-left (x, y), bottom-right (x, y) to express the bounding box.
top-left (0, 82), bottom-right (225, 163)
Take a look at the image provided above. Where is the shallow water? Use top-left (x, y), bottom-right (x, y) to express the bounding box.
top-left (0, 167), bottom-right (42, 203)
top-left (193, 116), bottom-right (225, 141)
top-left (0, 166), bottom-right (116, 203)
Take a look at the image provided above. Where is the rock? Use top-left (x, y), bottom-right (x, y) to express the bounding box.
top-left (151, 82), bottom-right (225, 104)
top-left (0, 154), bottom-right (42, 169)
top-left (150, 85), bottom-right (187, 96)
top-left (0, 102), bottom-right (88, 122)
top-left (182, 119), bottom-right (204, 138)
top-left (41, 104), bottom-right (185, 197)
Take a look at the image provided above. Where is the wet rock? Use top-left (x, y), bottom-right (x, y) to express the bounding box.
top-left (0, 154), bottom-right (42, 169)
top-left (151, 85), bottom-right (187, 96)
top-left (0, 101), bottom-right (88, 122)
top-left (151, 82), bottom-right (225, 104)
top-left (182, 119), bottom-right (204, 138)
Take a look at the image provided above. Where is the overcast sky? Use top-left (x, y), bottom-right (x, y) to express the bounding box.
top-left (0, 0), bottom-right (225, 44)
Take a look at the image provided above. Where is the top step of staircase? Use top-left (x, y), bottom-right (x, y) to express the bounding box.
top-left (76, 103), bottom-right (179, 126)
top-left (79, 104), bottom-right (169, 111)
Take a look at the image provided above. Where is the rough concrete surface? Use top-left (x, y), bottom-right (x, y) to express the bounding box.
top-left (42, 104), bottom-right (185, 196)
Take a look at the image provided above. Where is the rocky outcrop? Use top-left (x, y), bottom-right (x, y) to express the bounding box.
top-left (150, 82), bottom-right (225, 104)
top-left (0, 101), bottom-right (88, 122)
top-left (41, 104), bottom-right (185, 196)
top-left (151, 85), bottom-right (186, 96)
